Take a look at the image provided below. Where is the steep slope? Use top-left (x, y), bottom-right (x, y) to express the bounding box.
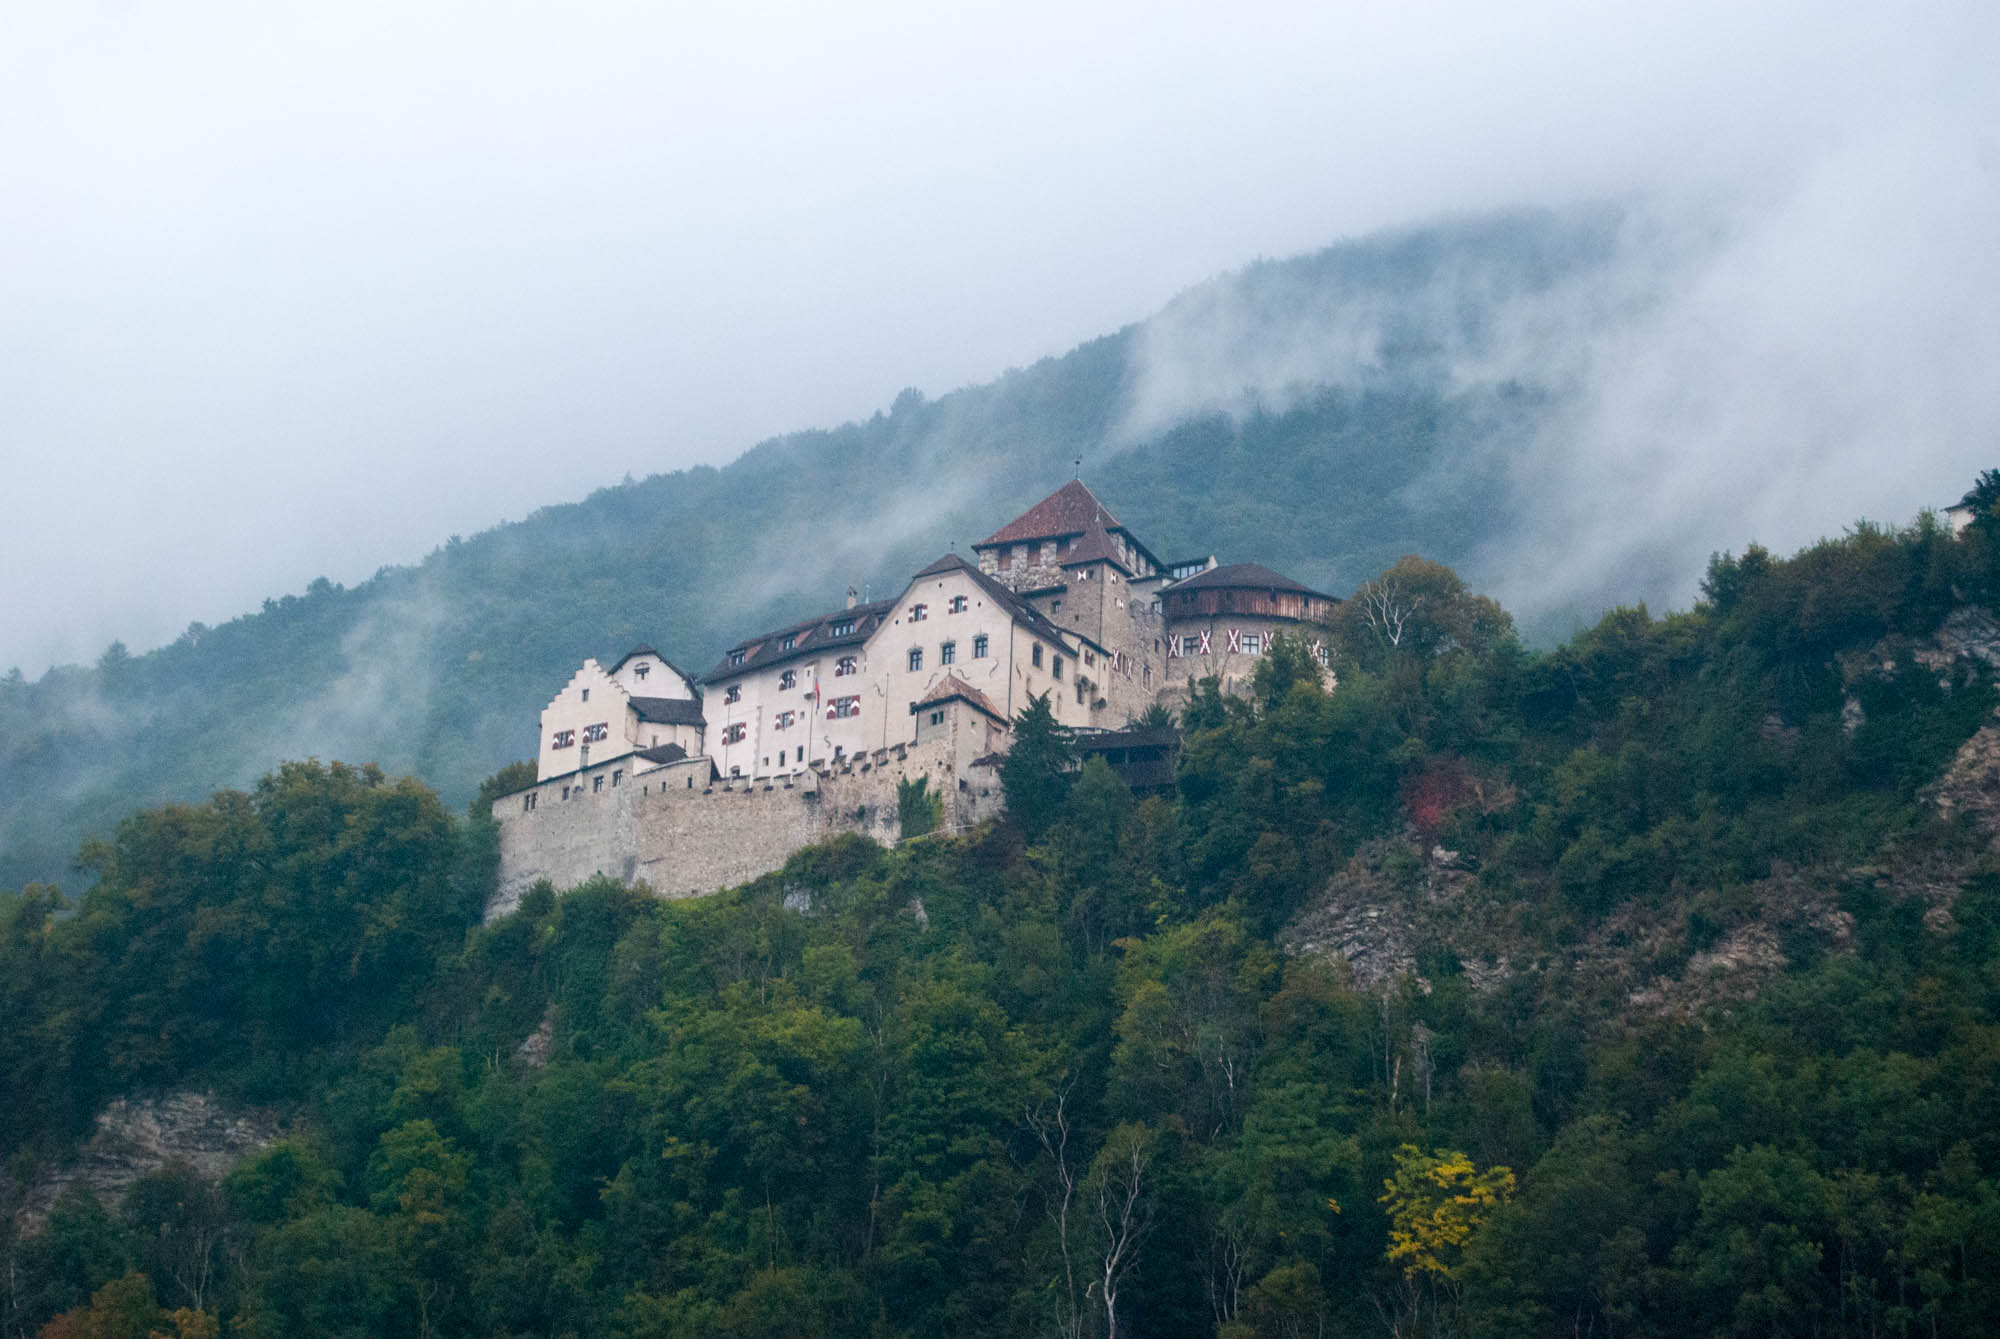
top-left (0, 207), bottom-right (1726, 890)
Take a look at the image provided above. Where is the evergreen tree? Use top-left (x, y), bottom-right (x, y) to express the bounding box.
top-left (1000, 691), bottom-right (1074, 842)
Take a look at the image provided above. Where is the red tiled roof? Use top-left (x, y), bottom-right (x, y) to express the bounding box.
top-left (976, 480), bottom-right (1122, 547)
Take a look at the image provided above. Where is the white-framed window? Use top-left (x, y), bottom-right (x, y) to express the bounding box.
top-left (836, 655), bottom-right (857, 676)
top-left (829, 695), bottom-right (860, 719)
top-left (940, 641), bottom-right (956, 665)
top-left (552, 729), bottom-right (575, 749)
top-left (779, 669), bottom-right (796, 690)
top-left (948, 594), bottom-right (967, 613)
top-left (910, 603), bottom-right (928, 622)
top-left (721, 723), bottom-right (747, 744)
top-left (909, 647), bottom-right (924, 672)
top-left (973, 634), bottom-right (988, 658)
top-left (725, 685), bottom-right (741, 704)
top-left (1242, 633), bottom-right (1264, 655)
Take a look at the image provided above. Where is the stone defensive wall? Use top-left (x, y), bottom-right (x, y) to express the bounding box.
top-left (487, 734), bottom-right (1003, 920)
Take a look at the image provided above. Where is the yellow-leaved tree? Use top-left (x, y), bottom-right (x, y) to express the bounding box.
top-left (1378, 1145), bottom-right (1514, 1336)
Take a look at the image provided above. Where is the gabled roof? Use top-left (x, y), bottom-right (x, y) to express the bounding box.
top-left (610, 643), bottom-right (698, 684)
top-left (1164, 562), bottom-right (1337, 602)
top-left (975, 480), bottom-right (1117, 546)
top-left (704, 599), bottom-right (895, 683)
top-left (912, 672), bottom-right (1008, 723)
top-left (1056, 526), bottom-right (1129, 572)
top-left (908, 552), bottom-right (1083, 653)
top-left (629, 696), bottom-right (707, 726)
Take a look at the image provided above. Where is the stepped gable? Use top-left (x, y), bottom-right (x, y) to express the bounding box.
top-left (703, 598), bottom-right (895, 681)
top-left (913, 671), bottom-right (1008, 723)
top-left (628, 696), bottom-right (706, 726)
top-left (1165, 562), bottom-right (1335, 601)
top-left (911, 551), bottom-right (1087, 652)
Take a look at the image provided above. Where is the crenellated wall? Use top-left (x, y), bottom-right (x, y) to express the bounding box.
top-left (488, 718), bottom-right (1005, 919)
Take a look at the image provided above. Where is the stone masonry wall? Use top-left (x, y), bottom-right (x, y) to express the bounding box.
top-left (489, 732), bottom-right (1001, 920)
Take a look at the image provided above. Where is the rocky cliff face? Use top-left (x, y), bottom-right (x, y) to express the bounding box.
top-left (11, 1092), bottom-right (283, 1235)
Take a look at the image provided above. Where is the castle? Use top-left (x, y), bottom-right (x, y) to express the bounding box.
top-left (487, 481), bottom-right (1339, 915)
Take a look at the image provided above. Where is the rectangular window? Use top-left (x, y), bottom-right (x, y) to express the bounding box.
top-left (1076, 680), bottom-right (1086, 704)
top-left (910, 603), bottom-right (928, 622)
top-left (781, 634), bottom-right (797, 650)
top-left (929, 710), bottom-right (944, 726)
top-left (552, 729), bottom-right (576, 749)
top-left (948, 594), bottom-right (967, 613)
top-left (721, 723), bottom-right (747, 744)
top-left (634, 663), bottom-right (649, 679)
top-left (523, 793), bottom-right (537, 812)
top-left (832, 619), bottom-right (855, 637)
top-left (729, 650), bottom-right (746, 667)
top-left (1052, 655), bottom-right (1063, 681)
top-left (830, 695), bottom-right (861, 719)
top-left (1084, 650), bottom-right (1095, 666)
top-left (612, 770), bottom-right (622, 787)
top-left (1241, 633), bottom-right (1264, 655)
top-left (593, 775), bottom-right (604, 792)
top-left (836, 655), bottom-right (857, 676)
top-left (583, 722), bottom-right (609, 743)
top-left (1182, 636), bottom-right (1202, 655)
top-left (777, 710), bottom-right (796, 729)
top-left (581, 687), bottom-right (590, 702)
top-left (1032, 644), bottom-right (1044, 668)
top-left (779, 669), bottom-right (796, 690)
top-left (908, 647), bottom-right (924, 672)
top-left (973, 634), bottom-right (988, 658)
top-left (940, 641), bottom-right (956, 665)
top-left (998, 548), bottom-right (1012, 571)
top-left (725, 685), bottom-right (741, 704)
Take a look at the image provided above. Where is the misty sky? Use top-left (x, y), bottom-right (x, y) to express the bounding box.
top-left (3, 1), bottom-right (1996, 676)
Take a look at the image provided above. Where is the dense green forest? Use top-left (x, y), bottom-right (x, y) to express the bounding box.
top-left (9, 478), bottom-right (2000, 1338)
top-left (0, 208), bottom-right (1627, 892)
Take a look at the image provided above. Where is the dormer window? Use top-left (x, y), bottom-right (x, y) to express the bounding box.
top-left (725, 685), bottom-right (741, 704)
top-left (910, 603), bottom-right (928, 622)
top-left (832, 619), bottom-right (855, 637)
top-left (729, 650), bottom-right (746, 667)
top-left (781, 635), bottom-right (797, 651)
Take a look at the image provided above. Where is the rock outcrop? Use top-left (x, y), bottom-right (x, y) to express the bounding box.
top-left (12, 1092), bottom-right (283, 1235)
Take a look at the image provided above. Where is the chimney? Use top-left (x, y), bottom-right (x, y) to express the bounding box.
top-left (845, 586), bottom-right (858, 610)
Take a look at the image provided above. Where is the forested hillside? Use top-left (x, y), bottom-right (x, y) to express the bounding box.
top-left (0, 208), bottom-right (1635, 892)
top-left (8, 485), bottom-right (2000, 1337)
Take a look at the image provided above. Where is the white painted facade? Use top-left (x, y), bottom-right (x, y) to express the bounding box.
top-left (536, 651), bottom-right (703, 782)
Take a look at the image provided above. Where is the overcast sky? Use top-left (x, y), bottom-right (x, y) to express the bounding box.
top-left (3, 1), bottom-right (1995, 676)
